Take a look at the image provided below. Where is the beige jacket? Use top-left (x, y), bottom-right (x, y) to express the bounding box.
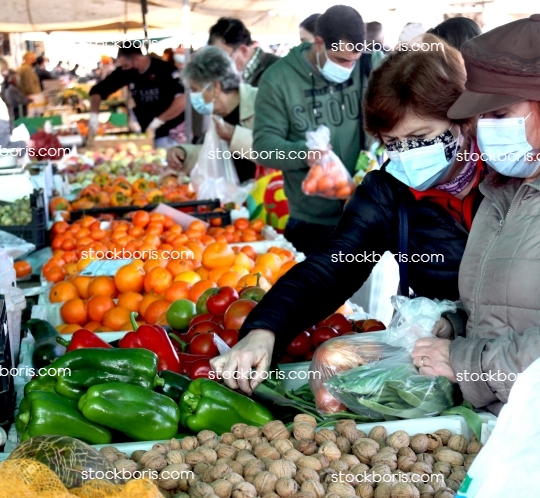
top-left (180, 83), bottom-right (257, 172)
top-left (451, 175), bottom-right (540, 414)
top-left (17, 63), bottom-right (41, 95)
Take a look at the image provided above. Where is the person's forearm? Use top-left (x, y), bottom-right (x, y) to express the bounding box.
top-left (90, 94), bottom-right (102, 113)
top-left (158, 95), bottom-right (185, 122)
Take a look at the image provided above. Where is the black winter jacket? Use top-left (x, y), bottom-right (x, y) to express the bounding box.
top-left (239, 167), bottom-right (483, 360)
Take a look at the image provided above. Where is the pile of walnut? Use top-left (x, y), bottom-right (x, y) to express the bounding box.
top-left (99, 416), bottom-right (483, 498)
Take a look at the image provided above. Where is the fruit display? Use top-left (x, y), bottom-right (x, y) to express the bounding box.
top-left (0, 197), bottom-right (33, 226)
top-left (30, 130), bottom-right (66, 159)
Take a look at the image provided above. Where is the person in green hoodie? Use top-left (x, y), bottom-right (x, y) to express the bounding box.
top-left (252, 5), bottom-right (384, 254)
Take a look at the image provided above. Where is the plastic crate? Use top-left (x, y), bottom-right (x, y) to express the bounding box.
top-left (0, 295), bottom-right (14, 430)
top-left (69, 198), bottom-right (231, 225)
top-left (0, 190), bottom-right (47, 249)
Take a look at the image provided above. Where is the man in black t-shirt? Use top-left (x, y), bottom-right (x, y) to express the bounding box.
top-left (89, 46), bottom-right (185, 148)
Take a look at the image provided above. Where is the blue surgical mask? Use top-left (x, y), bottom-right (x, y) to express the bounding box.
top-left (173, 53), bottom-right (185, 64)
top-left (385, 128), bottom-right (460, 191)
top-left (316, 46), bottom-right (355, 84)
top-left (190, 84), bottom-right (214, 115)
top-left (477, 113), bottom-right (540, 178)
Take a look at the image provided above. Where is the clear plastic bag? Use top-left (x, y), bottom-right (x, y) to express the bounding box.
top-left (309, 296), bottom-right (456, 417)
top-left (301, 125), bottom-right (355, 200)
top-left (190, 119), bottom-right (250, 205)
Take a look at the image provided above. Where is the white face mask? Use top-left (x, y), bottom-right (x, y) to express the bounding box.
top-left (173, 54), bottom-right (185, 64)
top-left (477, 113), bottom-right (540, 178)
top-left (316, 45), bottom-right (355, 84)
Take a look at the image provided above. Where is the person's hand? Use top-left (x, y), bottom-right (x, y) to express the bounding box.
top-left (210, 329), bottom-right (275, 395)
top-left (88, 112), bottom-right (99, 135)
top-left (147, 117), bottom-right (165, 131)
top-left (432, 317), bottom-right (453, 339)
top-left (167, 147), bottom-right (186, 170)
top-left (411, 337), bottom-right (456, 382)
top-left (213, 116), bottom-right (235, 142)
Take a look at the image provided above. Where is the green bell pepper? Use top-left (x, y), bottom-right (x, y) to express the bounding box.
top-left (24, 375), bottom-right (57, 396)
top-left (180, 379), bottom-right (274, 435)
top-left (78, 382), bottom-right (180, 441)
top-left (16, 391), bottom-right (112, 444)
top-left (45, 348), bottom-right (164, 400)
top-left (155, 370), bottom-right (192, 402)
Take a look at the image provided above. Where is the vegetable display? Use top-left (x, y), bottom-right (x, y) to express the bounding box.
top-left (28, 319), bottom-right (66, 370)
top-left (56, 328), bottom-right (113, 351)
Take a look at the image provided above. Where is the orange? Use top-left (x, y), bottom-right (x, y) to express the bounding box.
top-left (76, 257), bottom-right (95, 273)
top-left (208, 266), bottom-right (231, 283)
top-left (88, 276), bottom-right (117, 299)
top-left (43, 265), bottom-right (65, 283)
top-left (119, 320), bottom-right (143, 331)
top-left (188, 220), bottom-right (206, 233)
top-left (155, 313), bottom-right (169, 326)
top-left (234, 218), bottom-right (250, 230)
top-left (62, 251), bottom-right (77, 264)
top-left (143, 259), bottom-right (168, 273)
top-left (172, 234), bottom-right (189, 247)
top-left (139, 293), bottom-right (163, 319)
top-left (234, 252), bottom-right (255, 270)
top-left (84, 321), bottom-right (101, 332)
top-left (241, 232), bottom-right (258, 243)
top-left (61, 298), bottom-right (88, 325)
top-left (278, 249), bottom-right (295, 262)
top-left (59, 324), bottom-right (82, 334)
top-left (166, 258), bottom-right (194, 277)
top-left (132, 210), bottom-right (150, 227)
top-left (14, 260), bottom-right (31, 278)
top-left (195, 267), bottom-right (210, 279)
top-left (95, 325), bottom-right (114, 332)
top-left (217, 271), bottom-right (241, 288)
top-left (185, 241), bottom-right (204, 261)
top-left (144, 267), bottom-right (173, 294)
top-left (202, 242), bottom-right (235, 270)
top-left (144, 299), bottom-right (172, 325)
top-left (64, 263), bottom-right (78, 276)
top-left (49, 281), bottom-right (79, 303)
top-left (164, 281), bottom-right (191, 302)
top-left (87, 295), bottom-right (116, 322)
top-left (250, 219), bottom-right (265, 233)
top-left (276, 260), bottom-right (298, 280)
top-left (230, 265), bottom-right (250, 277)
top-left (75, 228), bottom-right (90, 239)
top-left (143, 234), bottom-right (161, 248)
top-left (114, 263), bottom-right (145, 293)
top-left (102, 306), bottom-right (132, 331)
top-left (236, 274), bottom-right (272, 292)
top-left (250, 265), bottom-right (274, 283)
top-left (149, 212), bottom-right (166, 224)
top-left (56, 324), bottom-right (66, 332)
top-left (117, 291), bottom-right (143, 313)
top-left (51, 221), bottom-right (69, 236)
top-left (61, 238), bottom-right (76, 251)
top-left (200, 235), bottom-right (216, 246)
top-left (72, 276), bottom-right (92, 299)
top-left (188, 279), bottom-right (217, 303)
top-left (240, 246), bottom-right (257, 260)
top-left (174, 271), bottom-right (201, 285)
top-left (255, 253), bottom-right (283, 275)
top-left (79, 216), bottom-right (96, 228)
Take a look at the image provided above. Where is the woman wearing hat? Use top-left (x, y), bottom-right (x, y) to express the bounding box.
top-left (412, 15), bottom-right (540, 415)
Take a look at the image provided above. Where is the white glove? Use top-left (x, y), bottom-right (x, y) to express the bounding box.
top-left (88, 113), bottom-right (100, 134)
top-left (129, 120), bottom-right (142, 133)
top-left (147, 117), bottom-right (165, 131)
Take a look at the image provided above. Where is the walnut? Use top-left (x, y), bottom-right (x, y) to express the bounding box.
top-left (232, 482), bottom-right (257, 498)
top-left (416, 483), bottom-right (435, 498)
top-left (432, 490), bottom-right (455, 498)
top-left (218, 446), bottom-right (238, 460)
top-left (100, 446), bottom-right (123, 463)
top-left (244, 426), bottom-right (260, 439)
top-left (446, 436), bottom-right (466, 454)
top-left (221, 433), bottom-right (237, 445)
top-left (430, 476), bottom-right (446, 492)
top-left (339, 426), bottom-right (361, 445)
top-left (269, 460), bottom-right (297, 479)
top-left (187, 448), bottom-right (218, 466)
top-left (202, 467), bottom-right (217, 483)
top-left (409, 462), bottom-right (432, 477)
top-left (236, 449), bottom-right (257, 466)
top-left (315, 429), bottom-right (337, 445)
top-left (297, 456), bottom-right (323, 471)
top-left (409, 434), bottom-right (429, 454)
top-left (159, 463), bottom-right (191, 490)
top-left (264, 421), bottom-right (291, 441)
top-left (367, 426), bottom-right (387, 441)
top-left (141, 451), bottom-right (168, 471)
top-left (327, 482), bottom-right (356, 498)
top-left (131, 450), bottom-right (146, 463)
top-left (253, 471), bottom-right (279, 494)
top-left (432, 463), bottom-right (451, 478)
top-left (352, 439), bottom-right (380, 464)
top-left (433, 430), bottom-right (452, 446)
top-left (336, 437), bottom-right (351, 455)
top-left (463, 454), bottom-right (476, 472)
top-left (250, 436), bottom-right (268, 447)
top-left (244, 465), bottom-right (264, 483)
top-left (263, 494), bottom-right (281, 498)
top-left (212, 463), bottom-right (234, 481)
top-left (224, 473), bottom-right (245, 486)
top-left (294, 423), bottom-right (316, 441)
top-left (467, 441), bottom-right (483, 454)
top-left (291, 493), bottom-right (314, 498)
top-left (435, 450), bottom-right (464, 467)
top-left (369, 463), bottom-right (392, 479)
top-left (178, 472), bottom-right (199, 492)
top-left (356, 483), bottom-right (374, 498)
top-left (259, 446), bottom-right (282, 460)
top-left (198, 431), bottom-right (218, 444)
top-left (312, 454), bottom-right (330, 469)
top-left (318, 441), bottom-right (341, 461)
top-left (371, 448), bottom-right (397, 470)
top-left (451, 466), bottom-right (466, 475)
top-left (350, 464), bottom-right (370, 475)
top-left (263, 458), bottom-right (277, 469)
top-left (301, 479), bottom-right (325, 498)
top-left (285, 449), bottom-right (305, 462)
top-left (397, 448), bottom-right (416, 461)
top-left (416, 454), bottom-right (434, 466)
top-left (273, 439), bottom-right (295, 456)
top-left (204, 439), bottom-right (220, 450)
top-left (276, 478), bottom-right (299, 498)
top-left (182, 437), bottom-right (200, 451)
top-left (445, 478), bottom-right (461, 492)
top-left (167, 450), bottom-right (187, 464)
top-left (390, 483), bottom-right (420, 498)
top-left (232, 424), bottom-right (248, 438)
top-left (328, 460), bottom-right (348, 473)
top-left (298, 440), bottom-right (318, 456)
top-left (374, 439), bottom-right (387, 449)
top-left (340, 454), bottom-right (360, 466)
top-left (189, 482), bottom-right (215, 498)
top-left (397, 456), bottom-right (415, 472)
top-left (296, 468), bottom-right (321, 485)
top-left (232, 440), bottom-right (252, 452)
top-left (211, 479), bottom-right (234, 498)
top-left (114, 458), bottom-right (139, 477)
top-left (373, 483), bottom-right (392, 498)
top-left (334, 419), bottom-right (356, 435)
top-left (294, 414), bottom-right (318, 427)
top-left (426, 435), bottom-right (442, 452)
top-left (386, 431), bottom-right (410, 451)
top-left (244, 458), bottom-right (265, 472)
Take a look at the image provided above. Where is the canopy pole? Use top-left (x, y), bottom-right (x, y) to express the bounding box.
top-left (183, 0), bottom-right (192, 144)
top-left (140, 0), bottom-right (149, 53)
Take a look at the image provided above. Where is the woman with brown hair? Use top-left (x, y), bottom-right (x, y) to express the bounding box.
top-left (211, 36), bottom-right (488, 394)
top-left (411, 15), bottom-right (540, 414)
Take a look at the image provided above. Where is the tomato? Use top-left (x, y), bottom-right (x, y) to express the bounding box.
top-left (196, 288), bottom-right (220, 315)
top-left (207, 286), bottom-right (239, 315)
top-left (189, 313), bottom-right (213, 328)
top-left (311, 326), bottom-right (339, 348)
top-left (361, 319), bottom-right (386, 332)
top-left (210, 314), bottom-right (225, 327)
top-left (217, 328), bottom-right (239, 347)
top-left (279, 355), bottom-right (295, 364)
top-left (189, 358), bottom-right (213, 379)
top-left (286, 331), bottom-right (312, 357)
top-left (318, 313), bottom-right (353, 334)
top-left (166, 299), bottom-right (196, 331)
top-left (187, 320), bottom-right (223, 340)
top-left (189, 333), bottom-right (219, 357)
top-left (239, 286), bottom-right (266, 303)
top-left (223, 299), bottom-right (258, 330)
top-left (305, 350), bottom-right (315, 361)
top-left (177, 352), bottom-right (213, 375)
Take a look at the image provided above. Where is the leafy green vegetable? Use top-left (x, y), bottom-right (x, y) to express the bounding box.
top-left (441, 406), bottom-right (483, 441)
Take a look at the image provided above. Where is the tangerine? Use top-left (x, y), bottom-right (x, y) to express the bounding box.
top-left (236, 274), bottom-right (271, 292)
top-left (217, 271), bottom-right (241, 288)
top-left (164, 281), bottom-right (191, 302)
top-left (114, 263), bottom-right (145, 293)
top-left (43, 265), bottom-right (65, 283)
top-left (87, 276), bottom-right (117, 298)
top-left (132, 210), bottom-right (150, 227)
top-left (143, 267), bottom-right (173, 294)
top-left (14, 260), bottom-right (32, 278)
top-left (139, 293), bottom-right (163, 319)
top-left (202, 242), bottom-right (235, 270)
top-left (87, 295), bottom-right (116, 322)
top-left (240, 246), bottom-right (257, 260)
top-left (60, 298), bottom-right (88, 325)
top-left (72, 276), bottom-right (92, 299)
top-left (174, 271), bottom-right (201, 285)
top-left (117, 291), bottom-right (144, 313)
top-left (59, 324), bottom-right (82, 334)
top-left (144, 299), bottom-right (172, 325)
top-left (84, 321), bottom-right (101, 332)
top-left (188, 279), bottom-right (217, 303)
top-left (102, 306), bottom-right (132, 331)
top-left (255, 253), bottom-right (283, 275)
top-left (49, 281), bottom-right (79, 303)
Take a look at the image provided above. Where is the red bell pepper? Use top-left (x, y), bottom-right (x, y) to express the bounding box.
top-left (56, 329), bottom-right (113, 352)
top-left (189, 359), bottom-right (213, 379)
top-left (178, 352), bottom-right (214, 376)
top-left (118, 313), bottom-right (181, 373)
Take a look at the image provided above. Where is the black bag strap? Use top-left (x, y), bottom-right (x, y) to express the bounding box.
top-left (358, 53), bottom-right (373, 152)
top-left (398, 197), bottom-right (410, 297)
